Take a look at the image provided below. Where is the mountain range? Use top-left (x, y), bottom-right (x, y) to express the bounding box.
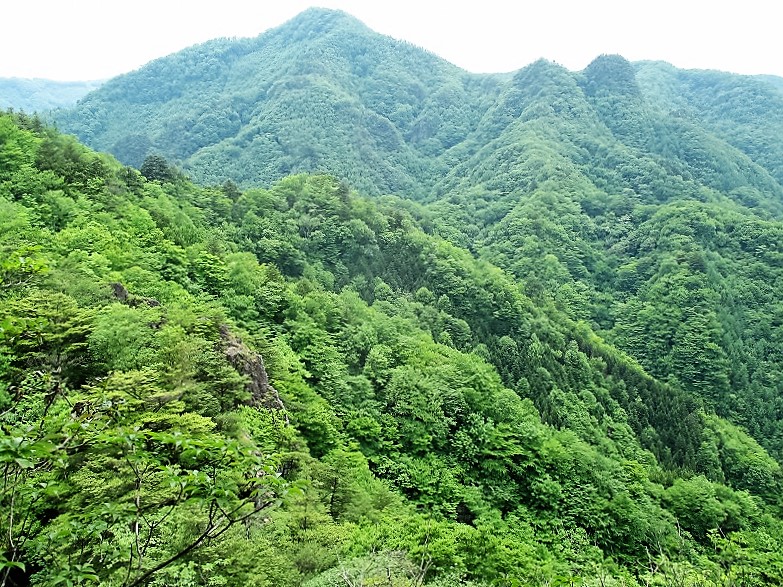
top-left (52, 9), bottom-right (783, 203)
top-left (53, 7), bottom-right (783, 460)
top-left (3, 7), bottom-right (783, 586)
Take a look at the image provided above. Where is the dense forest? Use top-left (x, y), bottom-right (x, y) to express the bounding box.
top-left (2, 6), bottom-right (783, 586)
top-left (53, 9), bottom-right (783, 465)
top-left (1, 111), bottom-right (783, 585)
top-left (53, 9), bottom-right (783, 200)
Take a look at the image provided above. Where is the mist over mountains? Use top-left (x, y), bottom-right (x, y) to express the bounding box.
top-left (0, 78), bottom-right (102, 111)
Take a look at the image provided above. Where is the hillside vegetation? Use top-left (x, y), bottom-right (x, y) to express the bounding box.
top-left (55, 8), bottom-right (504, 197)
top-left (3, 105), bottom-right (783, 585)
top-left (4, 6), bottom-right (783, 585)
top-left (54, 15), bottom-right (783, 461)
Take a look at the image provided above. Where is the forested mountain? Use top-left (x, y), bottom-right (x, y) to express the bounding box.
top-left (425, 54), bottom-right (783, 463)
top-left (54, 8), bottom-right (505, 197)
top-left (7, 6), bottom-right (783, 585)
top-left (54, 9), bottom-right (783, 208)
top-left (59, 8), bottom-right (783, 468)
top-left (4, 109), bottom-right (783, 586)
top-left (0, 78), bottom-right (102, 112)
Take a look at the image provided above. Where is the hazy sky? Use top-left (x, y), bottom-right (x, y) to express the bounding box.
top-left (2, 0), bottom-right (780, 80)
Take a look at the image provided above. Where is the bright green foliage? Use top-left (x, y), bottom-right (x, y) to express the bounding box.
top-left (0, 114), bottom-right (287, 586)
top-left (51, 14), bottom-right (783, 475)
top-left (6, 44), bottom-right (783, 587)
top-left (54, 9), bottom-right (504, 196)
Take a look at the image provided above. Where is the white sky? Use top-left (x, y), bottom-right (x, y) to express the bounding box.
top-left (2, 0), bottom-right (780, 80)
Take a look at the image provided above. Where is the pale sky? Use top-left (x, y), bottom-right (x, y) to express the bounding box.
top-left (2, 0), bottom-right (780, 81)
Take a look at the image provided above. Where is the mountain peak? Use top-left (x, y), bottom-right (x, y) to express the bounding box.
top-left (582, 53), bottom-right (641, 98)
top-left (295, 6), bottom-right (355, 20)
top-left (278, 6), bottom-right (370, 37)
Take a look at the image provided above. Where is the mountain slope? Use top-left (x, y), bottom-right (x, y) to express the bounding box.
top-left (635, 60), bottom-right (783, 186)
top-left (54, 8), bottom-right (503, 196)
top-left (423, 55), bottom-right (783, 462)
top-left (54, 12), bottom-right (783, 211)
top-left (53, 9), bottom-right (783, 477)
top-left (3, 111), bottom-right (783, 586)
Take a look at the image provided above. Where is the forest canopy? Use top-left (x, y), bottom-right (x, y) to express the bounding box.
top-left (2, 7), bottom-right (783, 586)
top-left (3, 107), bottom-right (783, 585)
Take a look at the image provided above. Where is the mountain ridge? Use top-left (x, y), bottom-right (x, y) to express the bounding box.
top-left (53, 11), bottom-right (783, 208)
top-left (6, 8), bottom-right (783, 581)
top-left (51, 6), bottom-right (783, 474)
top-left (0, 77), bottom-right (103, 111)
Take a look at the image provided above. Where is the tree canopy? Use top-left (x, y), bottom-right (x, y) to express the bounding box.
top-left (3, 109), bottom-right (783, 585)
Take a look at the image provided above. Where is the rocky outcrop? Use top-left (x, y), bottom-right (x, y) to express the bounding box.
top-left (219, 325), bottom-right (288, 422)
top-left (110, 282), bottom-right (161, 308)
